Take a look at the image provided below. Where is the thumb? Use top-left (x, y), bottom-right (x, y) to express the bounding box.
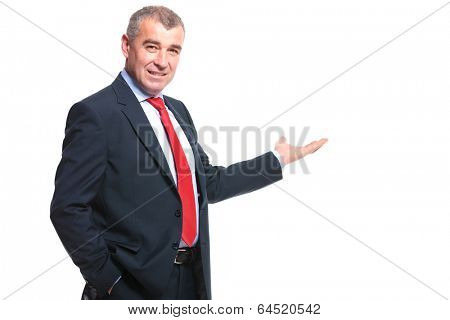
top-left (277, 136), bottom-right (287, 144)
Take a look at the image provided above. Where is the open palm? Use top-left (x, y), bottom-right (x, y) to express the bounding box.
top-left (275, 136), bottom-right (328, 165)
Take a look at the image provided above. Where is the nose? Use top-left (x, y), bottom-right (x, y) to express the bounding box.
top-left (154, 50), bottom-right (168, 68)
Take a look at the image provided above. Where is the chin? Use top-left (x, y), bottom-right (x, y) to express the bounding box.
top-left (144, 85), bottom-right (164, 96)
top-left (135, 77), bottom-right (161, 95)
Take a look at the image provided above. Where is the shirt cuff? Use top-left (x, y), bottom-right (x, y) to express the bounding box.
top-left (272, 149), bottom-right (285, 168)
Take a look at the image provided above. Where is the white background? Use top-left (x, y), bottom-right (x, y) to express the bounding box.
top-left (0, 0), bottom-right (449, 319)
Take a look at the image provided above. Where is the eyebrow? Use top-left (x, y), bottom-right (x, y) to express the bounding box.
top-left (142, 39), bottom-right (182, 51)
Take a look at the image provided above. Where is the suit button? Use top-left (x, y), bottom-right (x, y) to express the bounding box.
top-left (174, 209), bottom-right (181, 217)
top-left (172, 242), bottom-right (178, 250)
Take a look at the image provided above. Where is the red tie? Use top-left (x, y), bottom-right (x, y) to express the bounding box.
top-left (146, 97), bottom-right (197, 247)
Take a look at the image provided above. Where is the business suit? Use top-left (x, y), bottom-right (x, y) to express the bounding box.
top-left (50, 73), bottom-right (283, 299)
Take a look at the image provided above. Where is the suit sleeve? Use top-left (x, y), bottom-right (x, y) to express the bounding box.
top-left (50, 102), bottom-right (121, 297)
top-left (180, 102), bottom-right (283, 204)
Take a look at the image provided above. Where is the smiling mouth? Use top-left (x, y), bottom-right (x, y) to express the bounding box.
top-left (148, 70), bottom-right (167, 77)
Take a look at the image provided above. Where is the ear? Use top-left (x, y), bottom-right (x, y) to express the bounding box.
top-left (121, 34), bottom-right (130, 58)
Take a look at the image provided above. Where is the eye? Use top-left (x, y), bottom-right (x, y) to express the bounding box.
top-left (146, 45), bottom-right (158, 51)
top-left (168, 48), bottom-right (180, 55)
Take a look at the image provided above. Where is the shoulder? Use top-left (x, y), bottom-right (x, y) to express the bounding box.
top-left (78, 85), bottom-right (117, 113)
top-left (67, 83), bottom-right (122, 122)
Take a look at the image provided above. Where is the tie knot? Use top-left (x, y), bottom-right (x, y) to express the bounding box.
top-left (147, 97), bottom-right (165, 112)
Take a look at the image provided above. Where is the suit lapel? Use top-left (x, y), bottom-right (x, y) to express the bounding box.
top-left (112, 74), bottom-right (177, 188)
top-left (164, 97), bottom-right (207, 203)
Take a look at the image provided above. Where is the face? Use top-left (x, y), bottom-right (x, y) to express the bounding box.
top-left (121, 18), bottom-right (184, 96)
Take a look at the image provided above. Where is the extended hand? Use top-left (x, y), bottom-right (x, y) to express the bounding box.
top-left (275, 136), bottom-right (328, 165)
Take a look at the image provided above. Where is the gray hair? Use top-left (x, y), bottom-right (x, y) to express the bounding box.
top-left (126, 6), bottom-right (185, 41)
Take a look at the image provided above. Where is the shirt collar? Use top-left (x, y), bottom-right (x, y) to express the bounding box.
top-left (120, 69), bottom-right (164, 103)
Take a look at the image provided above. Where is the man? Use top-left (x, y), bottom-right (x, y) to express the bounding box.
top-left (50, 6), bottom-right (327, 300)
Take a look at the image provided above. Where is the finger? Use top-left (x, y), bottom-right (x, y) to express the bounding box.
top-left (303, 138), bottom-right (328, 155)
top-left (310, 138), bottom-right (328, 152)
top-left (314, 138), bottom-right (328, 149)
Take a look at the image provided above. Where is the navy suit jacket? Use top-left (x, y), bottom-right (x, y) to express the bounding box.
top-left (50, 74), bottom-right (283, 299)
